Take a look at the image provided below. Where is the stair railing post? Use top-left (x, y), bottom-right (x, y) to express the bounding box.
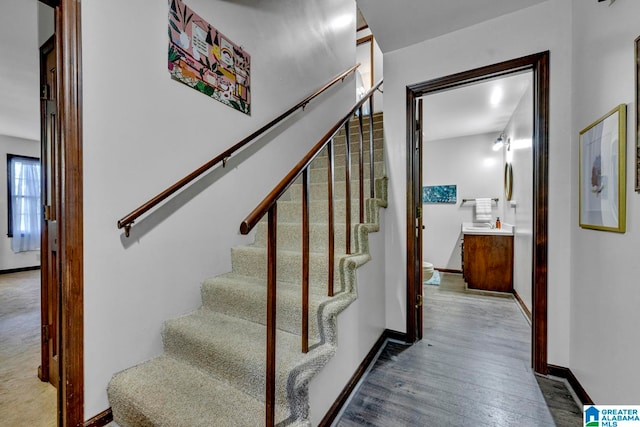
top-left (369, 96), bottom-right (375, 199)
top-left (357, 108), bottom-right (364, 224)
top-left (344, 121), bottom-right (352, 255)
top-left (301, 170), bottom-right (310, 353)
top-left (266, 204), bottom-right (277, 427)
top-left (327, 140), bottom-right (335, 297)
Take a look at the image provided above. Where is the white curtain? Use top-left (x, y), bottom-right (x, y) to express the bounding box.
top-left (10, 157), bottom-right (41, 253)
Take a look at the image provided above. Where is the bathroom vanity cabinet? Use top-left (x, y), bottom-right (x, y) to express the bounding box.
top-left (462, 233), bottom-right (513, 292)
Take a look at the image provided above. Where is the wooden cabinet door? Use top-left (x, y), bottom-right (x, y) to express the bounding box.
top-left (463, 234), bottom-right (513, 292)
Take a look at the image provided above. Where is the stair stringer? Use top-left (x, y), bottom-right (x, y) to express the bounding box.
top-left (279, 176), bottom-right (388, 426)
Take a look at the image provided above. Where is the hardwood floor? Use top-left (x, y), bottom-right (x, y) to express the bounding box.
top-left (335, 273), bottom-right (581, 427)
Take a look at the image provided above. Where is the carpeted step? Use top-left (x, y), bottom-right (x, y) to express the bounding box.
top-left (310, 148), bottom-right (384, 169)
top-left (107, 355), bottom-right (290, 427)
top-left (200, 272), bottom-right (331, 339)
top-left (230, 245), bottom-right (344, 290)
top-left (252, 221), bottom-right (354, 252)
top-left (332, 131), bottom-right (383, 147)
top-left (162, 309), bottom-right (312, 406)
top-left (287, 178), bottom-right (378, 201)
top-left (275, 198), bottom-right (370, 224)
top-left (307, 161), bottom-right (384, 183)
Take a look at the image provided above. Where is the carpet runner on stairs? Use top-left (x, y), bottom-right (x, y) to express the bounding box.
top-left (107, 113), bottom-right (386, 426)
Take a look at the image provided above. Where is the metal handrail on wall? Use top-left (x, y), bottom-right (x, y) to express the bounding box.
top-left (239, 79), bottom-right (383, 427)
top-left (116, 64), bottom-right (361, 237)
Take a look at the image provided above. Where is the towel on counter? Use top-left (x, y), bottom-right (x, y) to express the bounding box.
top-left (474, 198), bottom-right (493, 221)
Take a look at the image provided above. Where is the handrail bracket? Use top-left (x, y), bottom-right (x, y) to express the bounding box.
top-left (124, 223), bottom-right (133, 238)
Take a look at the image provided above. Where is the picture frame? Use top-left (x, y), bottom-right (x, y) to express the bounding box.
top-left (422, 185), bottom-right (457, 204)
top-left (635, 35), bottom-right (640, 191)
top-left (579, 104), bottom-right (626, 232)
top-left (504, 163), bottom-right (513, 201)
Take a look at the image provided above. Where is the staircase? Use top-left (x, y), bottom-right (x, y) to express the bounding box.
top-left (108, 113), bottom-right (387, 426)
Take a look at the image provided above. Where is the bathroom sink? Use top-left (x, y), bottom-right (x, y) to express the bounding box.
top-left (461, 222), bottom-right (514, 235)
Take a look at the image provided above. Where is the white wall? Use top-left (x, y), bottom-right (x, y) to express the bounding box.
top-left (308, 216), bottom-right (386, 425)
top-left (422, 133), bottom-right (503, 271)
top-left (571, 1), bottom-right (640, 403)
top-left (382, 0), bottom-right (573, 367)
top-left (502, 79), bottom-right (533, 311)
top-left (356, 27), bottom-right (383, 112)
top-left (0, 0), bottom-right (41, 271)
top-left (0, 0), bottom-right (40, 142)
top-left (0, 135), bottom-right (41, 270)
top-left (37, 2), bottom-right (55, 47)
top-left (82, 0), bottom-right (357, 417)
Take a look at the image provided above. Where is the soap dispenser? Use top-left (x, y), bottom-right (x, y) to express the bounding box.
top-left (496, 217), bottom-right (501, 229)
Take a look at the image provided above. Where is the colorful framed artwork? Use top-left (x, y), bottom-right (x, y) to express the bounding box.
top-left (579, 104), bottom-right (626, 232)
top-left (422, 185), bottom-right (457, 204)
top-left (168, 0), bottom-right (251, 115)
top-left (635, 35), bottom-right (640, 191)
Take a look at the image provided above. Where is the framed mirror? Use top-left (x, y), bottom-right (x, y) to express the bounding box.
top-left (504, 163), bottom-right (513, 201)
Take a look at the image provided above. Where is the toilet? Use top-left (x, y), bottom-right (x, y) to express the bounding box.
top-left (422, 261), bottom-right (434, 281)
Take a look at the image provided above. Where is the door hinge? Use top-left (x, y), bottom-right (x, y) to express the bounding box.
top-left (44, 205), bottom-right (52, 221)
top-left (41, 84), bottom-right (50, 100)
top-left (416, 205), bottom-right (422, 219)
top-left (415, 294), bottom-right (423, 308)
top-left (42, 324), bottom-right (50, 343)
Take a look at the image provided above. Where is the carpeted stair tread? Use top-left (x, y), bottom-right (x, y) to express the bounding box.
top-left (162, 309), bottom-right (316, 405)
top-left (274, 198), bottom-right (371, 223)
top-left (286, 178), bottom-right (379, 201)
top-left (309, 148), bottom-right (384, 169)
top-left (252, 221), bottom-right (353, 252)
top-left (107, 355), bottom-right (290, 427)
top-left (201, 272), bottom-right (331, 337)
top-left (231, 245), bottom-right (342, 287)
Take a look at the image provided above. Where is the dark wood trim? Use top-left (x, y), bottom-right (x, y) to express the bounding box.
top-left (83, 408), bottom-right (113, 427)
top-left (436, 268), bottom-right (462, 274)
top-left (319, 329), bottom-right (406, 426)
top-left (547, 364), bottom-right (594, 405)
top-left (0, 266), bottom-right (41, 275)
top-left (513, 288), bottom-right (532, 321)
top-left (57, 0), bottom-right (84, 425)
top-left (405, 87), bottom-right (417, 342)
top-left (532, 51), bottom-right (550, 375)
top-left (39, 31), bottom-right (55, 387)
top-left (406, 51), bottom-right (550, 374)
top-left (384, 329), bottom-right (408, 343)
top-left (41, 0), bottom-right (60, 7)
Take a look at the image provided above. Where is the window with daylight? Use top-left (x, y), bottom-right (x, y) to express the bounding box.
top-left (7, 155), bottom-right (41, 252)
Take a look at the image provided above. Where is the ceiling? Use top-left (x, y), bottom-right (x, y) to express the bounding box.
top-left (356, 0), bottom-right (547, 53)
top-left (422, 72), bottom-right (532, 142)
top-left (355, 1), bottom-right (540, 142)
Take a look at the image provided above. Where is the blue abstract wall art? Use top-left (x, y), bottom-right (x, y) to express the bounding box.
top-left (422, 185), bottom-right (457, 204)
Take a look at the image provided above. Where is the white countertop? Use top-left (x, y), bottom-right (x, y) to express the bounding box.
top-left (461, 222), bottom-right (514, 236)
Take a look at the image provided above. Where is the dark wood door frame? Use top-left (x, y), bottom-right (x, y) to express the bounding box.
top-left (44, 0), bottom-right (85, 425)
top-left (405, 51), bottom-right (549, 374)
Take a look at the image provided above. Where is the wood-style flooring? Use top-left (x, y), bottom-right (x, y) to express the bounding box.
top-left (335, 272), bottom-right (582, 427)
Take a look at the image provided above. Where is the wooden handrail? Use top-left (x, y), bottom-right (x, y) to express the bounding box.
top-left (239, 79), bottom-right (383, 235)
top-left (240, 78), bottom-right (382, 427)
top-left (116, 64), bottom-right (361, 237)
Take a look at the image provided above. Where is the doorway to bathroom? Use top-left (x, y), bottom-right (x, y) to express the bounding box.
top-left (405, 52), bottom-right (549, 374)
